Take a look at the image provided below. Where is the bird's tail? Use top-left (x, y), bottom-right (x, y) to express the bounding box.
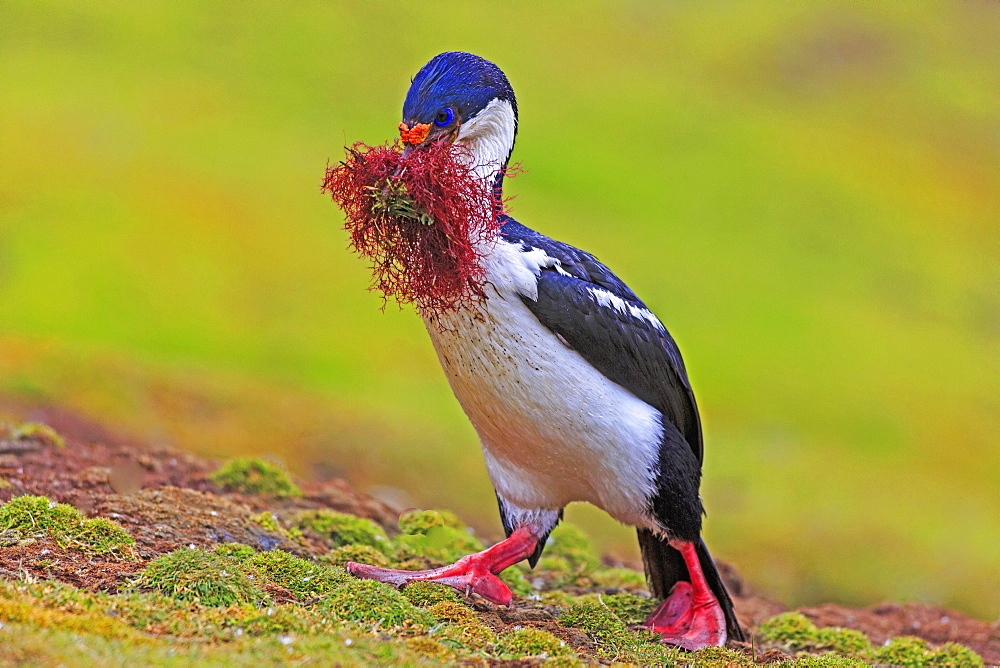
top-left (637, 528), bottom-right (745, 642)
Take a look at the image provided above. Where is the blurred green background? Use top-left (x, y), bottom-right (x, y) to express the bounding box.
top-left (1, 1), bottom-right (997, 619)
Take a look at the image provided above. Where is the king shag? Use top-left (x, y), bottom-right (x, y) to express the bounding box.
top-left (344, 51), bottom-right (744, 649)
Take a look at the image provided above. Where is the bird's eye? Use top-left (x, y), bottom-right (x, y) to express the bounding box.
top-left (434, 108), bottom-right (454, 127)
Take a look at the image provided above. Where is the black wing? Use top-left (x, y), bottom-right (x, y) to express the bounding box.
top-left (500, 219), bottom-right (703, 462)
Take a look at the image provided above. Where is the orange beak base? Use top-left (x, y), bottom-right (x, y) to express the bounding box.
top-left (398, 122), bottom-right (431, 145)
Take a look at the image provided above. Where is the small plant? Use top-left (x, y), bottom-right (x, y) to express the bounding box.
top-left (210, 458), bottom-right (301, 498)
top-left (0, 495), bottom-right (134, 557)
top-left (130, 547), bottom-right (266, 607)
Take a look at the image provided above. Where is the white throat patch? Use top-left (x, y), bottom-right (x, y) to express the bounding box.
top-left (455, 98), bottom-right (516, 183)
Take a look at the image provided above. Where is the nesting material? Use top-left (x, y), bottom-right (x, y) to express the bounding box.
top-left (322, 140), bottom-right (505, 315)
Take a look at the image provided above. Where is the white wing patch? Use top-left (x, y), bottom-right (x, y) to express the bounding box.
top-left (588, 286), bottom-right (665, 331)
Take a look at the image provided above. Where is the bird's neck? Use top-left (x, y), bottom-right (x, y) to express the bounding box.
top-left (455, 98), bottom-right (517, 197)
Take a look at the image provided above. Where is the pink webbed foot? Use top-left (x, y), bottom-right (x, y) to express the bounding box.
top-left (641, 541), bottom-right (727, 650)
top-left (345, 526), bottom-right (538, 607)
top-left (643, 580), bottom-right (726, 650)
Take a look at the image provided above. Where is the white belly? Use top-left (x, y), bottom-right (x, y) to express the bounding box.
top-left (422, 239), bottom-right (663, 528)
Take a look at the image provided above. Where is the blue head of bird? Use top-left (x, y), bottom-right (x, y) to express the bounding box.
top-left (400, 52), bottom-right (518, 190)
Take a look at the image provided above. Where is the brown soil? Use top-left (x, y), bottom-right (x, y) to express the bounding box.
top-left (1, 400), bottom-right (997, 664)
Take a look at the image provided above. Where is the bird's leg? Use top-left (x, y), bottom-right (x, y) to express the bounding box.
top-left (643, 540), bottom-right (727, 650)
top-left (346, 525), bottom-right (538, 607)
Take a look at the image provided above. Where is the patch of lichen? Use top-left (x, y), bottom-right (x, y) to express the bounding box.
top-left (242, 549), bottom-right (350, 597)
top-left (292, 509), bottom-right (388, 550)
top-left (129, 546), bottom-right (267, 607)
top-left (210, 457), bottom-right (302, 498)
top-left (0, 494), bottom-right (135, 558)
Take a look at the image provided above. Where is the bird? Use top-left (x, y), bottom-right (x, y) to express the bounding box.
top-left (345, 51), bottom-right (744, 650)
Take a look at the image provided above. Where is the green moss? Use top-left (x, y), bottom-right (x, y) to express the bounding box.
top-left (779, 655), bottom-right (869, 667)
top-left (242, 549), bottom-right (349, 597)
top-left (544, 524), bottom-right (599, 572)
top-left (0, 477), bottom-right (12, 489)
top-left (541, 657), bottom-right (587, 668)
top-left (427, 600), bottom-right (479, 625)
top-left (392, 524), bottom-right (483, 566)
top-left (292, 509), bottom-right (388, 550)
top-left (322, 543), bottom-right (390, 569)
top-left (674, 646), bottom-right (756, 666)
top-left (214, 543), bottom-right (257, 563)
top-left (0, 495), bottom-right (134, 557)
top-left (760, 611), bottom-right (820, 648)
top-left (589, 566), bottom-right (647, 590)
top-left (320, 578), bottom-right (434, 630)
top-left (237, 604), bottom-right (328, 636)
top-left (928, 642), bottom-right (984, 667)
top-left (210, 458), bottom-right (301, 498)
top-left (601, 591), bottom-right (658, 626)
top-left (401, 580), bottom-right (461, 607)
top-left (130, 547), bottom-right (267, 607)
top-left (406, 636), bottom-right (457, 663)
top-left (0, 596), bottom-right (140, 641)
top-left (389, 508), bottom-right (483, 567)
top-left (12, 422), bottom-right (65, 448)
top-left (815, 626), bottom-right (872, 657)
top-left (560, 599), bottom-right (679, 664)
top-left (559, 600), bottom-right (631, 656)
top-left (495, 627), bottom-right (573, 658)
top-left (435, 620), bottom-right (496, 649)
top-left (874, 636), bottom-right (932, 666)
top-left (397, 508), bottom-right (465, 534)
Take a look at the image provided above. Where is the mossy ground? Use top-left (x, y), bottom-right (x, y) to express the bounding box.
top-left (0, 421), bottom-right (991, 666)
